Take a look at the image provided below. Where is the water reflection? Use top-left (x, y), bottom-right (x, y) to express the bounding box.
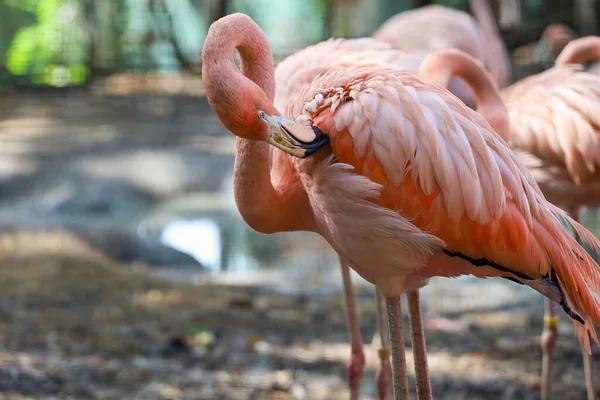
top-left (144, 190), bottom-right (600, 299)
top-left (161, 219), bottom-right (222, 272)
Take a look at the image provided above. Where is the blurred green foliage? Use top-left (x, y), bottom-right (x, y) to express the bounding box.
top-left (0, 0), bottom-right (217, 87)
top-left (0, 0), bottom-right (569, 89)
top-left (3, 0), bottom-right (89, 87)
top-left (431, 0), bottom-right (469, 11)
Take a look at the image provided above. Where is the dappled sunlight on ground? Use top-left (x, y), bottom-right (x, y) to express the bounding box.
top-left (0, 230), bottom-right (594, 399)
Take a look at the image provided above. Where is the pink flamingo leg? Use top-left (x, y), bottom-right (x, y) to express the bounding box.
top-left (541, 298), bottom-right (559, 400)
top-left (570, 208), bottom-right (596, 400)
top-left (584, 345), bottom-right (596, 400)
top-left (376, 290), bottom-right (392, 400)
top-left (407, 290), bottom-right (432, 400)
top-left (386, 295), bottom-right (409, 400)
top-left (541, 206), bottom-right (596, 400)
top-left (339, 257), bottom-right (365, 400)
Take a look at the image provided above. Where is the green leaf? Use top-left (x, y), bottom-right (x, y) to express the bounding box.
top-left (5, 26), bottom-right (38, 74)
top-left (37, 0), bottom-right (62, 22)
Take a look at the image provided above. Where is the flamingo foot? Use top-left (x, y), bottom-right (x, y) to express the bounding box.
top-left (347, 350), bottom-right (365, 400)
top-left (375, 347), bottom-right (392, 400)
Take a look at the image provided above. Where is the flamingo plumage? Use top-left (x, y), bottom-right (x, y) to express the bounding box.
top-left (273, 37), bottom-right (425, 399)
top-left (372, 1), bottom-right (511, 102)
top-left (275, 38), bottom-right (421, 113)
top-left (203, 13), bottom-right (600, 400)
top-left (274, 38), bottom-right (440, 399)
top-left (503, 35), bottom-right (600, 400)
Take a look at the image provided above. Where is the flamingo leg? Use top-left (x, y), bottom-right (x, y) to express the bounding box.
top-left (584, 347), bottom-right (596, 400)
top-left (386, 295), bottom-right (409, 400)
top-left (570, 208), bottom-right (596, 400)
top-left (407, 290), bottom-right (432, 400)
top-left (541, 298), bottom-right (559, 400)
top-left (541, 206), bottom-right (596, 400)
top-left (376, 289), bottom-right (392, 400)
top-left (339, 257), bottom-right (365, 400)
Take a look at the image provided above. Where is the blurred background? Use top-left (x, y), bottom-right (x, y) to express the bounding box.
top-left (0, 0), bottom-right (600, 399)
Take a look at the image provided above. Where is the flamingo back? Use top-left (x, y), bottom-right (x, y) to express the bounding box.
top-left (372, 5), bottom-right (485, 62)
top-left (502, 65), bottom-right (600, 184)
top-left (274, 38), bottom-right (422, 112)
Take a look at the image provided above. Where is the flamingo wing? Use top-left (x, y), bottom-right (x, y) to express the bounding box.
top-left (502, 65), bottom-right (600, 184)
top-left (372, 5), bottom-right (484, 62)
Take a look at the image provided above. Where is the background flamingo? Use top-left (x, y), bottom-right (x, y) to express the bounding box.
top-left (533, 23), bottom-right (600, 77)
top-left (502, 36), bottom-right (600, 400)
top-left (533, 23), bottom-right (579, 69)
top-left (371, 0), bottom-right (511, 105)
top-left (203, 13), bottom-right (600, 400)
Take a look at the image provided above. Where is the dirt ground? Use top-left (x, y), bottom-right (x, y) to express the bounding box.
top-left (0, 231), bottom-right (595, 400)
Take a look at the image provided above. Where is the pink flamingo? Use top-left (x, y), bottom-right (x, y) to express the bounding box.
top-left (533, 23), bottom-right (578, 68)
top-left (372, 0), bottom-right (511, 105)
top-left (273, 38), bottom-right (422, 400)
top-left (503, 36), bottom-right (600, 400)
top-left (533, 23), bottom-right (600, 76)
top-left (273, 36), bottom-right (508, 399)
top-left (203, 13), bottom-right (600, 399)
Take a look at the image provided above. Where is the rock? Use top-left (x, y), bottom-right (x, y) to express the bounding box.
top-left (161, 337), bottom-right (191, 358)
top-left (71, 227), bottom-right (204, 267)
top-left (51, 176), bottom-right (157, 221)
top-left (0, 173), bottom-right (157, 230)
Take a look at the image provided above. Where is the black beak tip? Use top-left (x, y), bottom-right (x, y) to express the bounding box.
top-left (300, 126), bottom-right (329, 158)
top-left (311, 125), bottom-right (326, 140)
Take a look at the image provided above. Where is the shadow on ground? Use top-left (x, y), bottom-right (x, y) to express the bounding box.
top-left (0, 231), bottom-right (595, 400)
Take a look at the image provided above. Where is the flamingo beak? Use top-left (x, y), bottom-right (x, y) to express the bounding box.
top-left (260, 112), bottom-right (329, 158)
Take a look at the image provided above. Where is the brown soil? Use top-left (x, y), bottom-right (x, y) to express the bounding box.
top-left (0, 231), bottom-right (595, 400)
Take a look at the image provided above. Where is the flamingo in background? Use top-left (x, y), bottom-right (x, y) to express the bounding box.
top-left (203, 13), bottom-right (600, 400)
top-left (502, 36), bottom-right (600, 400)
top-left (533, 23), bottom-right (578, 68)
top-left (372, 0), bottom-right (511, 104)
top-left (533, 23), bottom-right (600, 77)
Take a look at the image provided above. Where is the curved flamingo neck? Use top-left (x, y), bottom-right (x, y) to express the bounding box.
top-left (202, 13), bottom-right (315, 234)
top-left (556, 36), bottom-right (600, 66)
top-left (202, 13), bottom-right (278, 138)
top-left (419, 49), bottom-right (509, 140)
top-left (469, 0), bottom-right (510, 88)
